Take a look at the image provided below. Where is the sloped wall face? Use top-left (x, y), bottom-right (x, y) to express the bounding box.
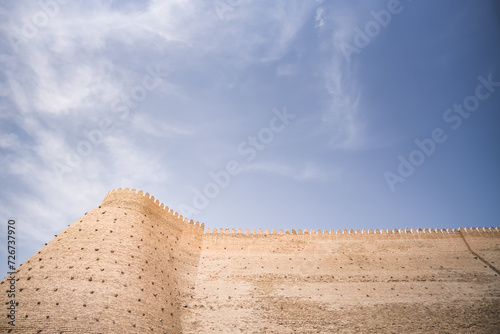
top-left (185, 230), bottom-right (500, 333)
top-left (0, 189), bottom-right (203, 334)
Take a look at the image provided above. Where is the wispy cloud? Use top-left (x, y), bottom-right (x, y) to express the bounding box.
top-left (315, 7), bottom-right (326, 31)
top-left (313, 5), bottom-right (366, 150)
top-left (0, 0), bottom-right (355, 266)
top-left (322, 62), bottom-right (364, 150)
top-left (130, 113), bottom-right (195, 138)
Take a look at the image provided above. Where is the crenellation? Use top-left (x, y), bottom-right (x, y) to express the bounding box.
top-left (2, 189), bottom-right (498, 333)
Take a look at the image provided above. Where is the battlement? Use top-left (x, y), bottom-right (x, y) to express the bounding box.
top-left (105, 188), bottom-right (498, 239)
top-left (204, 226), bottom-right (500, 236)
top-left (2, 189), bottom-right (498, 333)
top-left (102, 188), bottom-right (204, 232)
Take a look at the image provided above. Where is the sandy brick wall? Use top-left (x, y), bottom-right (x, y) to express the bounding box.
top-left (1, 189), bottom-right (498, 333)
top-left (185, 228), bottom-right (500, 333)
top-left (0, 188), bottom-right (203, 333)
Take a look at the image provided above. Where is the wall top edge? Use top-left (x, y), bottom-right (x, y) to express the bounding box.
top-left (104, 189), bottom-right (499, 237)
top-left (203, 227), bottom-right (500, 236)
top-left (103, 188), bottom-right (204, 230)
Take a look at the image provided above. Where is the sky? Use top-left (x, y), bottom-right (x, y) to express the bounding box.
top-left (0, 0), bottom-right (499, 269)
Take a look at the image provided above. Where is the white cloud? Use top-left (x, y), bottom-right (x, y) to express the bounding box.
top-left (314, 7), bottom-right (367, 150)
top-left (322, 62), bottom-right (365, 150)
top-left (315, 7), bottom-right (325, 30)
top-left (0, 0), bottom-right (328, 265)
top-left (130, 113), bottom-right (194, 138)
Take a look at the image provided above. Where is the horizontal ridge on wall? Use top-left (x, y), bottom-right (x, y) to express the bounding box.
top-left (203, 227), bottom-right (500, 236)
top-left (104, 188), bottom-right (204, 231)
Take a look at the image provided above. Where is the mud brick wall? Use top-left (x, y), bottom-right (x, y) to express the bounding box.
top-left (185, 228), bottom-right (500, 333)
top-left (1, 189), bottom-right (499, 333)
top-left (0, 188), bottom-right (204, 333)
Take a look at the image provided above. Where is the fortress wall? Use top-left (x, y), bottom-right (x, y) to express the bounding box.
top-left (184, 229), bottom-right (500, 333)
top-left (1, 189), bottom-right (498, 333)
top-left (0, 188), bottom-right (204, 334)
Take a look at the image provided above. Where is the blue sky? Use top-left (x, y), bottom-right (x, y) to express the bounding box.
top-left (0, 0), bottom-right (499, 268)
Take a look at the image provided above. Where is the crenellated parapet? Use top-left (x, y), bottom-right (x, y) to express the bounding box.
top-left (1, 189), bottom-right (499, 333)
top-left (101, 189), bottom-right (499, 239)
top-left (102, 188), bottom-right (204, 233)
top-left (203, 226), bottom-right (500, 237)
